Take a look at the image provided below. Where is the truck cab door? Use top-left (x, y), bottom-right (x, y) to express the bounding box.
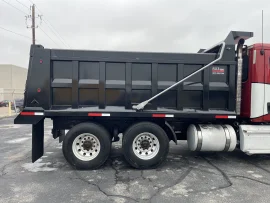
top-left (250, 48), bottom-right (270, 122)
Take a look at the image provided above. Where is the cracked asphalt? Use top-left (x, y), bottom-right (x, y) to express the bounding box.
top-left (1, 116), bottom-right (270, 203)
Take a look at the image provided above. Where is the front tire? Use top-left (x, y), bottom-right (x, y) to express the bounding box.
top-left (62, 122), bottom-right (111, 170)
top-left (123, 122), bottom-right (169, 169)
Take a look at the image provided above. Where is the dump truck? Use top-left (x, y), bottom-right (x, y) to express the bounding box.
top-left (14, 31), bottom-right (270, 169)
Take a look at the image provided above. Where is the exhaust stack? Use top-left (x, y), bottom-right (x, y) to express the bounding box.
top-left (236, 39), bottom-right (245, 115)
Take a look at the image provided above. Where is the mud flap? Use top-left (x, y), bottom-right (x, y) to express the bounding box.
top-left (32, 119), bottom-right (44, 163)
top-left (165, 121), bottom-right (177, 144)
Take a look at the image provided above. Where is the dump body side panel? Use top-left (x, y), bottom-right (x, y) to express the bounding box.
top-left (23, 47), bottom-right (236, 115)
top-left (23, 30), bottom-right (257, 118)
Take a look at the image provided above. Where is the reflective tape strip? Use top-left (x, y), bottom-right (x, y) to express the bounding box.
top-left (216, 115), bottom-right (236, 119)
top-left (165, 114), bottom-right (174, 117)
top-left (152, 114), bottom-right (174, 118)
top-left (20, 112), bottom-right (44, 116)
top-left (34, 112), bottom-right (44, 116)
top-left (20, 112), bottom-right (34, 116)
top-left (216, 115), bottom-right (228, 119)
top-left (88, 113), bottom-right (110, 117)
top-left (102, 113), bottom-right (110, 117)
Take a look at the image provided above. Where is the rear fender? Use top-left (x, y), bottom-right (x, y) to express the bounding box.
top-left (164, 121), bottom-right (177, 144)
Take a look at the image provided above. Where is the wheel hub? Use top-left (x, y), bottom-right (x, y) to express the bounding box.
top-left (141, 140), bottom-right (150, 150)
top-left (82, 140), bottom-right (93, 150)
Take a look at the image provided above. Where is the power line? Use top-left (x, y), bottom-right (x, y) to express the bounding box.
top-left (15, 0), bottom-right (29, 9)
top-left (39, 26), bottom-right (60, 47)
top-left (1, 0), bottom-right (28, 15)
top-left (42, 19), bottom-right (71, 48)
top-left (28, 0), bottom-right (71, 48)
top-left (0, 26), bottom-right (31, 40)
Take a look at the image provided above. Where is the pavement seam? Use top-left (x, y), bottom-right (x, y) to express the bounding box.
top-left (72, 169), bottom-right (139, 203)
top-left (201, 156), bottom-right (232, 188)
top-left (149, 167), bottom-right (193, 203)
top-left (207, 154), bottom-right (270, 186)
top-left (229, 175), bottom-right (270, 186)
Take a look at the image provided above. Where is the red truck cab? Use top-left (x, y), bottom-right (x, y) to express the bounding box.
top-left (241, 44), bottom-right (270, 122)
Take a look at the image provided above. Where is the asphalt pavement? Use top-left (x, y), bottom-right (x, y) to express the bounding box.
top-left (1, 116), bottom-right (270, 203)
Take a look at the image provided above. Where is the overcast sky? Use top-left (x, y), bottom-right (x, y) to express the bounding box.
top-left (0, 0), bottom-right (270, 68)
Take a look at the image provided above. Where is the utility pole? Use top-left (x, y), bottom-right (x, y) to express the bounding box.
top-left (31, 4), bottom-right (36, 45)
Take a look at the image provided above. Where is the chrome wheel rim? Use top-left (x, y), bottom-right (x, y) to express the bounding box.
top-left (132, 132), bottom-right (160, 160)
top-left (72, 133), bottom-right (101, 161)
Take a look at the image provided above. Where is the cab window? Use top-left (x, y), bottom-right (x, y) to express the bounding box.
top-left (242, 48), bottom-right (249, 82)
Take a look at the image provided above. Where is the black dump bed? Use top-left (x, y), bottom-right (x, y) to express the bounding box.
top-left (22, 31), bottom-right (253, 119)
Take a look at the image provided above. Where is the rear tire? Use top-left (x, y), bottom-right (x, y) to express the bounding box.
top-left (62, 122), bottom-right (111, 170)
top-left (123, 122), bottom-right (169, 169)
